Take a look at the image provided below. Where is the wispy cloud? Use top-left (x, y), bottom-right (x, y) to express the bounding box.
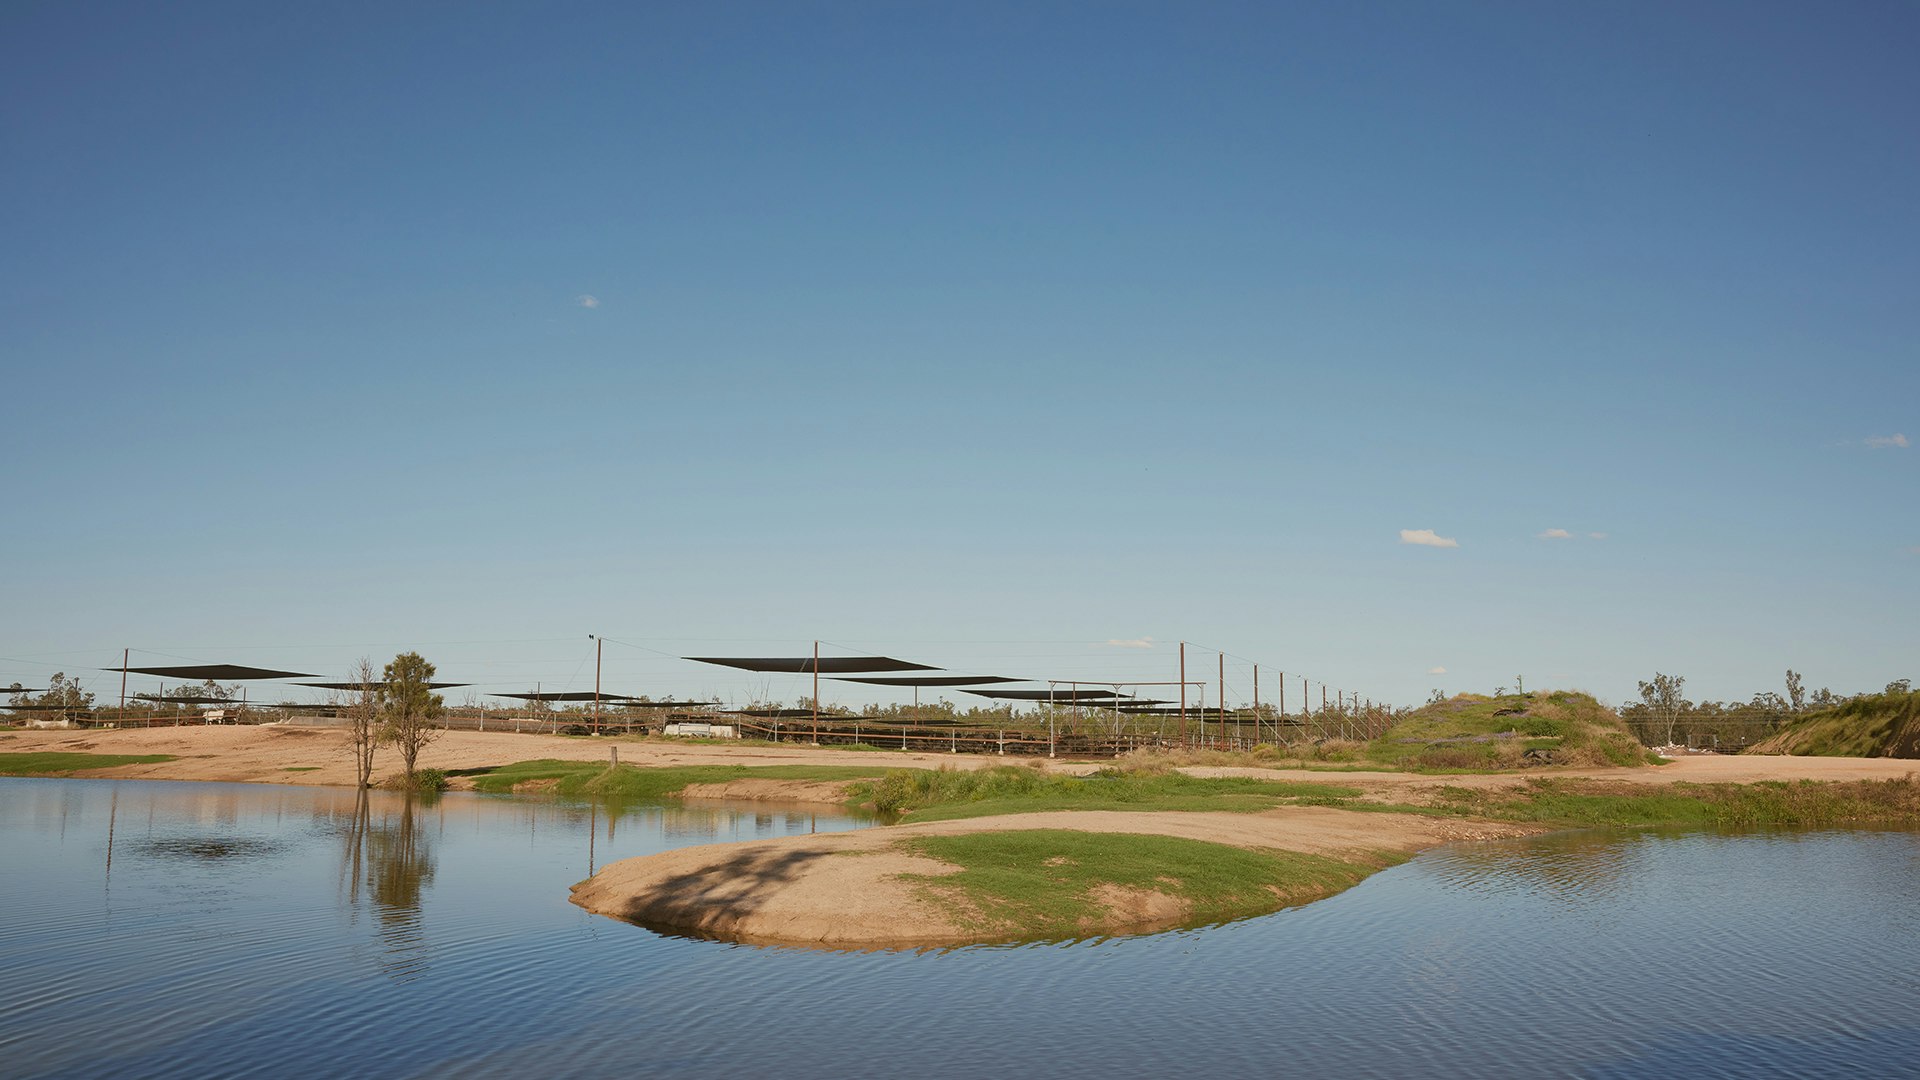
top-left (576, 294), bottom-right (601, 309)
top-left (1866, 433), bottom-right (1909, 448)
top-left (1428, 666), bottom-right (1447, 675)
top-left (1907, 546), bottom-right (1920, 557)
top-left (1589, 532), bottom-right (1608, 540)
top-left (1400, 528), bottom-right (1459, 549)
top-left (1102, 637), bottom-right (1156, 649)
top-left (1537, 528), bottom-right (1572, 540)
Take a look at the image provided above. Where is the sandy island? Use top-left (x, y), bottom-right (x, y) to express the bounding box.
top-left (9, 723), bottom-right (1916, 948)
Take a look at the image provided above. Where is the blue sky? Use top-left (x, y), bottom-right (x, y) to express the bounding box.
top-left (2, 1), bottom-right (1913, 711)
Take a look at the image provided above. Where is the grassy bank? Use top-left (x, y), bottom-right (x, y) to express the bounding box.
top-left (459, 759), bottom-right (893, 799)
top-left (855, 765), bottom-right (1364, 821)
top-left (900, 829), bottom-right (1392, 940)
top-left (0, 752), bottom-right (177, 776)
top-left (1749, 691), bottom-right (1920, 758)
top-left (1425, 776), bottom-right (1920, 829)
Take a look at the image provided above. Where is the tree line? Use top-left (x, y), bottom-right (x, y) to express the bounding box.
top-left (1620, 670), bottom-right (1913, 748)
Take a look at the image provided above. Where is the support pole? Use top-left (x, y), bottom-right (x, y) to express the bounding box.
top-left (1179, 642), bottom-right (1188, 747)
top-left (1218, 653), bottom-right (1226, 750)
top-left (591, 635), bottom-right (602, 735)
top-left (120, 648), bottom-right (128, 717)
top-left (1253, 665), bottom-right (1260, 744)
top-left (812, 640), bottom-right (820, 746)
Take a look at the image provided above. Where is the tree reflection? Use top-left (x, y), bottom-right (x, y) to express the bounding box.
top-left (338, 791), bottom-right (437, 982)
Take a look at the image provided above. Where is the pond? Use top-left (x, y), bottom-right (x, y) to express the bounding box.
top-left (4, 778), bottom-right (1918, 1078)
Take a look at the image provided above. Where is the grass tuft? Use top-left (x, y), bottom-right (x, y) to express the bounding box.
top-left (854, 765), bottom-right (1362, 821)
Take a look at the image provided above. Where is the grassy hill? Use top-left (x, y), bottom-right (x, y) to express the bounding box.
top-left (1366, 691), bottom-right (1655, 770)
top-left (1748, 691), bottom-right (1920, 758)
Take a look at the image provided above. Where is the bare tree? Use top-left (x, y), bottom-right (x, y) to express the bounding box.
top-left (1637, 673), bottom-right (1688, 747)
top-left (346, 657), bottom-right (382, 789)
top-left (380, 651), bottom-right (443, 786)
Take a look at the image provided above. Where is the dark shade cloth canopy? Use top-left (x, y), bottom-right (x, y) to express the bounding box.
top-left (134, 693), bottom-right (238, 704)
top-left (109, 664), bottom-right (320, 681)
top-left (684, 656), bottom-right (938, 674)
top-left (963, 688), bottom-right (1126, 702)
top-left (3, 703), bottom-right (92, 712)
top-left (3, 688), bottom-right (47, 694)
top-left (724, 708), bottom-right (877, 720)
top-left (1120, 707), bottom-right (1260, 716)
top-left (612, 699), bottom-right (720, 708)
top-left (299, 681), bottom-right (470, 691)
top-left (830, 675), bottom-right (1023, 687)
top-left (492, 691), bottom-right (636, 702)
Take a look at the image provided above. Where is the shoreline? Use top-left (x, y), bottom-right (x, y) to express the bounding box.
top-left (11, 724), bottom-right (1918, 949)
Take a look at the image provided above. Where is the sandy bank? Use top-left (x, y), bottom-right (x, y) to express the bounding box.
top-left (568, 806), bottom-right (1543, 948)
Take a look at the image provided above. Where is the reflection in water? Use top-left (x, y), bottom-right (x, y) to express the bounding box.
top-left (1417, 828), bottom-right (1643, 906)
top-left (336, 792), bottom-right (437, 982)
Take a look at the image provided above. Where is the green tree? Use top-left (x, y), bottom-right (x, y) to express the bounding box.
top-left (1785, 670), bottom-right (1806, 714)
top-left (380, 652), bottom-right (443, 785)
top-left (1637, 672), bottom-right (1688, 747)
top-left (40, 673), bottom-right (96, 721)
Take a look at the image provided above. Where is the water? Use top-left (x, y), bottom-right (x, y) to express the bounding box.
top-left (4, 778), bottom-right (1918, 1079)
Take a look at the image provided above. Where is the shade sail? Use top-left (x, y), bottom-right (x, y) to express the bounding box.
top-left (492, 691), bottom-right (636, 703)
top-left (299, 681), bottom-right (469, 691)
top-left (134, 693), bottom-right (238, 704)
top-left (2, 703), bottom-right (89, 712)
top-left (830, 675), bottom-right (1023, 687)
top-left (684, 656), bottom-right (938, 674)
top-left (724, 708), bottom-right (877, 720)
top-left (109, 664), bottom-right (319, 681)
top-left (3, 688), bottom-right (47, 695)
top-left (962, 688), bottom-right (1127, 702)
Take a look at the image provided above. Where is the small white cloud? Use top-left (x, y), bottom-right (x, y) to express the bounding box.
top-left (1537, 528), bottom-right (1572, 540)
top-left (1907, 546), bottom-right (1920, 556)
top-left (1867, 433), bottom-right (1909, 448)
top-left (1400, 529), bottom-right (1459, 549)
top-left (1588, 532), bottom-right (1608, 540)
top-left (576, 294), bottom-right (601, 309)
top-left (1428, 666), bottom-right (1447, 675)
top-left (1102, 637), bottom-right (1155, 649)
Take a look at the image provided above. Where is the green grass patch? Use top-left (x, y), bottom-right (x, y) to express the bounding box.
top-left (282, 766), bottom-right (321, 772)
top-left (855, 766), bottom-right (1363, 822)
top-left (0, 752), bottom-right (176, 776)
top-left (462, 759), bottom-right (894, 800)
top-left (900, 830), bottom-right (1388, 940)
top-left (1424, 776), bottom-right (1920, 829)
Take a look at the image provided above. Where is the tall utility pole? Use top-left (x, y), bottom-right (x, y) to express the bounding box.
top-left (1178, 642), bottom-right (1187, 747)
top-left (589, 634), bottom-right (602, 734)
top-left (812, 640), bottom-right (820, 746)
top-left (1218, 653), bottom-right (1226, 750)
top-left (1253, 665), bottom-right (1260, 744)
top-left (120, 648), bottom-right (128, 716)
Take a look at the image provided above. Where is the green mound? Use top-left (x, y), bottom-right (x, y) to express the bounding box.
top-left (1366, 691), bottom-right (1654, 771)
top-left (1748, 691), bottom-right (1920, 758)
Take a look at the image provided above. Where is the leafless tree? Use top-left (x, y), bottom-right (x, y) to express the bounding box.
top-left (346, 657), bottom-right (382, 789)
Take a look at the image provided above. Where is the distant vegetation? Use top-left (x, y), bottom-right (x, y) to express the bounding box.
top-left (856, 765), bottom-right (1363, 820)
top-left (1748, 690), bottom-right (1920, 759)
top-left (1364, 692), bottom-right (1653, 771)
top-left (1618, 672), bottom-right (1913, 750)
